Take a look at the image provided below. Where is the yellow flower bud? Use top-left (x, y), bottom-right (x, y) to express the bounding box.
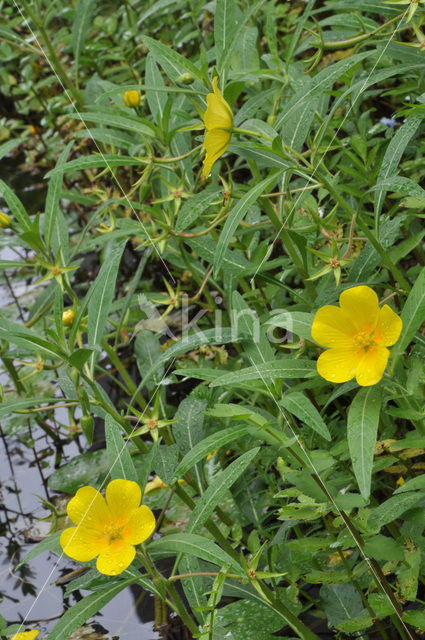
top-left (123, 90), bottom-right (141, 108)
top-left (62, 309), bottom-right (75, 326)
top-left (0, 212), bottom-right (11, 228)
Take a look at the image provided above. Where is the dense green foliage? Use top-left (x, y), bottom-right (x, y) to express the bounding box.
top-left (2, 0), bottom-right (425, 638)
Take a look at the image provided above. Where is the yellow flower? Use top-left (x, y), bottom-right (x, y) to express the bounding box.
top-left (144, 476), bottom-right (167, 494)
top-left (60, 478), bottom-right (155, 576)
top-left (123, 90), bottom-right (140, 108)
top-left (311, 285), bottom-right (402, 387)
top-left (10, 632), bottom-right (39, 640)
top-left (202, 77), bottom-right (233, 178)
top-left (0, 212), bottom-right (11, 228)
top-left (62, 309), bottom-right (74, 326)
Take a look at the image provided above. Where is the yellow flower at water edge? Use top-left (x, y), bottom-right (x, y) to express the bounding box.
top-left (311, 285), bottom-right (402, 386)
top-left (60, 478), bottom-right (155, 576)
top-left (202, 77), bottom-right (233, 178)
top-left (10, 632), bottom-right (39, 640)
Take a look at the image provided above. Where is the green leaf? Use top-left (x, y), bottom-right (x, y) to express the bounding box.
top-left (370, 176), bottom-right (425, 200)
top-left (266, 311), bottom-right (314, 341)
top-left (374, 115), bottom-right (421, 221)
top-left (15, 531), bottom-right (62, 570)
top-left (145, 53), bottom-right (167, 126)
top-left (138, 327), bottom-right (246, 389)
top-left (175, 185), bottom-right (222, 233)
top-left (363, 535), bottom-right (404, 561)
top-left (46, 154), bottom-right (145, 177)
top-left (135, 330), bottom-right (164, 391)
top-left (232, 291), bottom-right (275, 364)
top-left (143, 36), bottom-right (205, 86)
top-left (218, 0), bottom-right (267, 75)
top-left (394, 473), bottom-right (425, 494)
top-left (320, 584), bottom-right (365, 628)
top-left (214, 0), bottom-right (236, 73)
top-left (368, 493), bottom-right (423, 530)
top-left (174, 396), bottom-right (206, 490)
top-left (72, 0), bottom-right (96, 79)
top-left (393, 266), bottom-right (425, 364)
top-left (154, 443), bottom-right (179, 485)
top-left (68, 111), bottom-right (156, 138)
top-left (0, 178), bottom-right (32, 231)
top-left (105, 415), bottom-right (137, 482)
top-left (230, 142), bottom-right (292, 171)
top-left (0, 138), bottom-right (25, 161)
top-left (187, 447), bottom-right (259, 533)
top-left (186, 236), bottom-right (252, 276)
top-left (44, 141), bottom-right (74, 249)
top-left (149, 533), bottom-right (244, 575)
top-left (275, 52), bottom-right (372, 131)
top-left (0, 397), bottom-right (56, 417)
top-left (46, 579), bottom-right (134, 640)
top-left (68, 347), bottom-right (94, 370)
top-left (209, 359), bottom-right (317, 387)
top-left (174, 424), bottom-right (250, 479)
top-left (213, 172), bottom-right (280, 277)
top-left (88, 239), bottom-right (126, 369)
top-left (0, 318), bottom-right (66, 361)
top-left (347, 386), bottom-right (382, 500)
top-left (48, 449), bottom-right (109, 493)
top-left (280, 392), bottom-right (331, 441)
top-left (138, 440), bottom-right (160, 493)
top-left (398, 540), bottom-right (420, 601)
top-left (403, 609), bottom-right (425, 630)
top-left (173, 397), bottom-right (206, 456)
top-left (214, 598), bottom-right (285, 640)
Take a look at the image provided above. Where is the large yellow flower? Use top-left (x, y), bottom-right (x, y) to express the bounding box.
top-left (311, 285), bottom-right (402, 387)
top-left (60, 479), bottom-right (155, 576)
top-left (202, 77), bottom-right (233, 178)
top-left (10, 632), bottom-right (39, 640)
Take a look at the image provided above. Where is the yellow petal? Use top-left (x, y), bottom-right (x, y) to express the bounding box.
top-left (96, 540), bottom-right (136, 575)
top-left (60, 525), bottom-right (107, 562)
top-left (11, 632), bottom-right (39, 640)
top-left (67, 485), bottom-right (109, 527)
top-left (202, 128), bottom-right (231, 177)
top-left (316, 347), bottom-right (360, 383)
top-left (311, 305), bottom-right (356, 348)
top-left (355, 346), bottom-right (389, 386)
top-left (144, 476), bottom-right (167, 494)
top-left (339, 286), bottom-right (379, 334)
top-left (105, 479), bottom-right (141, 526)
top-left (374, 304), bottom-right (402, 347)
top-left (203, 77), bottom-right (233, 131)
top-left (122, 504), bottom-right (156, 544)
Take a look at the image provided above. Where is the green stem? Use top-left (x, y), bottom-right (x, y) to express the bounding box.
top-left (232, 127), bottom-right (273, 141)
top-left (20, 0), bottom-right (83, 106)
top-left (317, 171), bottom-right (410, 291)
top-left (320, 12), bottom-right (406, 50)
top-left (101, 337), bottom-right (147, 410)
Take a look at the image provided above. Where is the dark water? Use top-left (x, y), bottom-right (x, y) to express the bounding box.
top-left (0, 153), bottom-right (160, 639)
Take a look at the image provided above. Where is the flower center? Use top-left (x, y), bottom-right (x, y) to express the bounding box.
top-left (353, 331), bottom-right (376, 351)
top-left (104, 523), bottom-right (124, 544)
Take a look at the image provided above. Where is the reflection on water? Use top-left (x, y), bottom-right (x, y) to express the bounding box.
top-left (0, 153), bottom-right (160, 639)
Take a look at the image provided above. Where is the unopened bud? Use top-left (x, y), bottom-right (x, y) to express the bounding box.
top-left (123, 90), bottom-right (141, 108)
top-left (62, 309), bottom-right (75, 326)
top-left (80, 415), bottom-right (94, 444)
top-left (267, 114), bottom-right (276, 127)
top-left (177, 72), bottom-right (194, 85)
top-left (0, 212), bottom-right (11, 228)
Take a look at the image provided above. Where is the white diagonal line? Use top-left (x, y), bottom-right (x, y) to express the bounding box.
top-left (11, 0), bottom-right (175, 284)
top-left (251, 5), bottom-right (408, 282)
top-left (247, 355), bottom-right (415, 639)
